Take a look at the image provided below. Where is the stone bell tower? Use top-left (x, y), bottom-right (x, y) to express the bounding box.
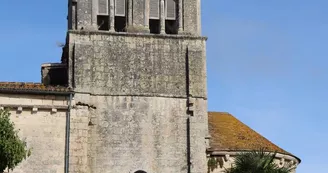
top-left (64, 0), bottom-right (208, 172)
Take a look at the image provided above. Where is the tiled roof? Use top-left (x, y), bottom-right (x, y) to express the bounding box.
top-left (208, 112), bottom-right (297, 158)
top-left (0, 82), bottom-right (72, 94)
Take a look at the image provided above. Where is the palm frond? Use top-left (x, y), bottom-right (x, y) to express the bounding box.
top-left (223, 149), bottom-right (294, 173)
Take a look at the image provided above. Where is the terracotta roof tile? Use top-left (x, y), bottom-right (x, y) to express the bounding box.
top-left (0, 82), bottom-right (72, 93)
top-left (208, 112), bottom-right (296, 157)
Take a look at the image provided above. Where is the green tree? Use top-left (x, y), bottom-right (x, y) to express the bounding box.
top-left (0, 109), bottom-right (31, 173)
top-left (224, 149), bottom-right (294, 173)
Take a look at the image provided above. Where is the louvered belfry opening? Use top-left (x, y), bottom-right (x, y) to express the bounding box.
top-left (114, 0), bottom-right (127, 32)
top-left (165, 0), bottom-right (178, 34)
top-left (97, 0), bottom-right (109, 30)
top-left (96, 0), bottom-right (127, 32)
top-left (149, 0), bottom-right (160, 34)
top-left (95, 0), bottom-right (179, 33)
top-left (149, 0), bottom-right (178, 34)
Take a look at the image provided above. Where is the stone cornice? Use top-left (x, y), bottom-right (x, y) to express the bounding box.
top-left (0, 104), bottom-right (68, 112)
top-left (68, 30), bottom-right (208, 41)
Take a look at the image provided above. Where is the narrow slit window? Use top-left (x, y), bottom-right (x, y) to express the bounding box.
top-left (68, 1), bottom-right (78, 30)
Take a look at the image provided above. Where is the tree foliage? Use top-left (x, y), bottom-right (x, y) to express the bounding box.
top-left (0, 109), bottom-right (31, 172)
top-left (224, 149), bottom-right (294, 173)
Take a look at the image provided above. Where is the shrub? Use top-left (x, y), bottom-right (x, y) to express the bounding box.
top-left (0, 109), bottom-right (31, 172)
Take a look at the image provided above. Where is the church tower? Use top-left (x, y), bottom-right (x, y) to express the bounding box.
top-left (64, 0), bottom-right (208, 172)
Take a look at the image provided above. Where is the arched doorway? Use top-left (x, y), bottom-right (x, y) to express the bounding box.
top-left (134, 171), bottom-right (147, 173)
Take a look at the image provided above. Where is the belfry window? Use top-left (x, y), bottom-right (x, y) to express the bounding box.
top-left (97, 0), bottom-right (109, 30)
top-left (149, 0), bottom-right (178, 34)
top-left (96, 0), bottom-right (127, 32)
top-left (165, 0), bottom-right (178, 34)
top-left (114, 0), bottom-right (127, 32)
top-left (149, 0), bottom-right (160, 34)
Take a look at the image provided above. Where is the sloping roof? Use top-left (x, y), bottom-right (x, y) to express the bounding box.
top-left (0, 82), bottom-right (72, 94)
top-left (208, 112), bottom-right (298, 159)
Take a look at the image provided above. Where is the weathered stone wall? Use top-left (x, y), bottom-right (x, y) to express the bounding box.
top-left (69, 105), bottom-right (90, 173)
top-left (68, 31), bottom-right (207, 98)
top-left (75, 0), bottom-right (92, 30)
top-left (0, 94), bottom-right (68, 173)
top-left (132, 0), bottom-right (145, 27)
top-left (0, 94), bottom-right (68, 107)
top-left (66, 30), bottom-right (208, 173)
top-left (66, 3), bottom-right (207, 172)
top-left (184, 0), bottom-right (202, 35)
top-left (72, 94), bottom-right (208, 173)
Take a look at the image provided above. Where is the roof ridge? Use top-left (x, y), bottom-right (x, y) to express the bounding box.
top-left (208, 111), bottom-right (231, 115)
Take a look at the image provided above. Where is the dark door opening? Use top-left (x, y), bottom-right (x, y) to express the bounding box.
top-left (135, 171), bottom-right (147, 173)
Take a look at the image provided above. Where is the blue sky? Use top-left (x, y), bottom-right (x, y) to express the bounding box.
top-left (0, 1), bottom-right (327, 172)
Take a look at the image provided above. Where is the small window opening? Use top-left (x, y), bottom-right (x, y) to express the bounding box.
top-left (97, 15), bottom-right (109, 31)
top-left (42, 65), bottom-right (68, 86)
top-left (115, 16), bottom-right (127, 32)
top-left (149, 19), bottom-right (160, 34)
top-left (48, 67), bottom-right (68, 86)
top-left (165, 20), bottom-right (178, 34)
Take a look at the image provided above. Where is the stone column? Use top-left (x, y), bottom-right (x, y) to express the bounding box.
top-left (109, 0), bottom-right (115, 31)
top-left (92, 0), bottom-right (98, 30)
top-left (160, 0), bottom-right (165, 34)
top-left (178, 0), bottom-right (183, 33)
top-left (128, 0), bottom-right (133, 26)
top-left (144, 0), bottom-right (150, 32)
